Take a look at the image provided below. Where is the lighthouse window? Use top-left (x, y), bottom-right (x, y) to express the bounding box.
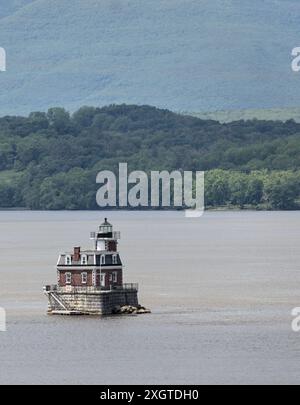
top-left (81, 255), bottom-right (87, 265)
top-left (81, 272), bottom-right (87, 284)
top-left (112, 254), bottom-right (117, 264)
top-left (100, 225), bottom-right (112, 234)
top-left (65, 255), bottom-right (72, 265)
top-left (100, 273), bottom-right (105, 287)
top-left (100, 255), bottom-right (105, 265)
top-left (65, 272), bottom-right (72, 284)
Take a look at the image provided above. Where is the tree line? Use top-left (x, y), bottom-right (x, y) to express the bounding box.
top-left (0, 104), bottom-right (299, 210)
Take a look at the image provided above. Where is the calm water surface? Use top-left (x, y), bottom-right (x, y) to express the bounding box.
top-left (0, 211), bottom-right (300, 384)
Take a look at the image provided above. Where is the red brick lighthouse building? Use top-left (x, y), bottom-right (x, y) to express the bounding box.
top-left (44, 219), bottom-right (139, 315)
top-left (57, 218), bottom-right (124, 290)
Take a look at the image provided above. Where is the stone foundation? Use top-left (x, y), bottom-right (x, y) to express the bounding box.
top-left (46, 288), bottom-right (139, 315)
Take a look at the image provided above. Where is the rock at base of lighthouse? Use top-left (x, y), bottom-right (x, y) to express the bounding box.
top-left (112, 304), bottom-right (151, 315)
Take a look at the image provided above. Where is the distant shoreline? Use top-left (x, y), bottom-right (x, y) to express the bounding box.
top-left (0, 205), bottom-right (298, 212)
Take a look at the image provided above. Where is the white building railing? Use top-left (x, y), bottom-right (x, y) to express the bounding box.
top-left (44, 283), bottom-right (138, 294)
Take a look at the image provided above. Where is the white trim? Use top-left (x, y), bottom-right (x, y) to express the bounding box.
top-left (112, 254), bottom-right (117, 264)
top-left (100, 254), bottom-right (105, 265)
top-left (81, 254), bottom-right (87, 265)
top-left (81, 272), bottom-right (87, 284)
top-left (57, 255), bottom-right (62, 266)
top-left (100, 272), bottom-right (106, 287)
top-left (57, 265), bottom-right (122, 270)
top-left (65, 272), bottom-right (72, 284)
top-left (65, 255), bottom-right (72, 265)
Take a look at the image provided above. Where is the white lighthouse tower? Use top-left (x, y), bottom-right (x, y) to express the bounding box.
top-left (90, 218), bottom-right (120, 252)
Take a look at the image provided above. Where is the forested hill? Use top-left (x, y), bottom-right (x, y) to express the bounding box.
top-left (0, 104), bottom-right (300, 210)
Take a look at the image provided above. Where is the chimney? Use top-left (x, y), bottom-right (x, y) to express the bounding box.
top-left (73, 247), bottom-right (81, 262)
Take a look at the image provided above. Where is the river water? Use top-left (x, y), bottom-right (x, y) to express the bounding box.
top-left (0, 210), bottom-right (300, 384)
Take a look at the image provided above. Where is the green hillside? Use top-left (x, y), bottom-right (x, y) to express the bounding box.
top-left (0, 104), bottom-right (299, 210)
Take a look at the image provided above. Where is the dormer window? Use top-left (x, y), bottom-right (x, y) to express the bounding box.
top-left (112, 254), bottom-right (117, 265)
top-left (100, 254), bottom-right (105, 265)
top-left (81, 254), bottom-right (87, 265)
top-left (65, 255), bottom-right (72, 265)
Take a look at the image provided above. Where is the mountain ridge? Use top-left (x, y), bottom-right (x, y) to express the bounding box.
top-left (0, 0), bottom-right (300, 115)
top-left (186, 107), bottom-right (300, 123)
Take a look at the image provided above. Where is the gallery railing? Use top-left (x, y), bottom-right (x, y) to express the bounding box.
top-left (44, 283), bottom-right (138, 294)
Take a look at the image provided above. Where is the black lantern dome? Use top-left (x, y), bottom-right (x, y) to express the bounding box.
top-left (98, 218), bottom-right (113, 237)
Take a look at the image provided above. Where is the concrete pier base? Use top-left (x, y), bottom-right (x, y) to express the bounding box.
top-left (45, 286), bottom-right (139, 316)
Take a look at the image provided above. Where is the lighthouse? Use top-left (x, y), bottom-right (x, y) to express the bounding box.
top-left (44, 219), bottom-right (143, 315)
top-left (92, 218), bottom-right (118, 251)
top-left (89, 218), bottom-right (123, 290)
